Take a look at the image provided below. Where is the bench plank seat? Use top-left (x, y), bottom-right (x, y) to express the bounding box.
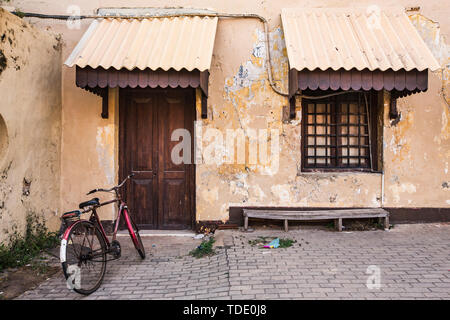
top-left (243, 208), bottom-right (389, 232)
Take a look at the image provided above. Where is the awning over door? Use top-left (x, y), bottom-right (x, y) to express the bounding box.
top-left (281, 7), bottom-right (440, 106)
top-left (65, 16), bottom-right (218, 118)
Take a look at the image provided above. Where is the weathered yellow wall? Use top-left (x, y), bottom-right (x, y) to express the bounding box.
top-left (0, 8), bottom-right (62, 243)
top-left (385, 13), bottom-right (450, 208)
top-left (5, 0), bottom-right (448, 225)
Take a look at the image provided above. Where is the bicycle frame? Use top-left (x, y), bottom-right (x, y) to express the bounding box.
top-left (60, 173), bottom-right (144, 295)
top-left (64, 203), bottom-right (126, 247)
top-left (64, 206), bottom-right (142, 259)
top-left (101, 199), bottom-right (137, 246)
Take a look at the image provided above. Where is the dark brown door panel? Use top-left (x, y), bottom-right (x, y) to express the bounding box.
top-left (120, 89), bottom-right (194, 230)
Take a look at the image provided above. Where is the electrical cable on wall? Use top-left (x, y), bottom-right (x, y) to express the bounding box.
top-left (11, 10), bottom-right (289, 97)
top-left (13, 10), bottom-right (442, 108)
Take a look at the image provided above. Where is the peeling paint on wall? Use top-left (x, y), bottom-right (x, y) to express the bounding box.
top-left (373, 13), bottom-right (450, 209)
top-left (409, 14), bottom-right (450, 66)
top-left (434, 101), bottom-right (450, 145)
top-left (389, 182), bottom-right (417, 204)
top-left (196, 23), bottom-right (394, 222)
top-left (409, 13), bottom-right (450, 106)
top-left (96, 124), bottom-right (115, 186)
top-left (389, 112), bottom-right (413, 163)
top-left (271, 184), bottom-right (292, 203)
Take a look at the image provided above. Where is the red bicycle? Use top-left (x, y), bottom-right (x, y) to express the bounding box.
top-left (59, 173), bottom-right (145, 295)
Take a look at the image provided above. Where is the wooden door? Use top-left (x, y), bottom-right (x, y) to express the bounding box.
top-left (120, 89), bottom-right (195, 230)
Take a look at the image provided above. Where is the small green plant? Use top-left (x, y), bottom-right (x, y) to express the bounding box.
top-left (278, 238), bottom-right (296, 248)
top-left (326, 221), bottom-right (335, 229)
top-left (374, 221), bottom-right (384, 229)
top-left (13, 9), bottom-right (25, 19)
top-left (248, 236), bottom-right (296, 248)
top-left (0, 213), bottom-right (59, 271)
top-left (248, 236), bottom-right (271, 247)
top-left (189, 237), bottom-right (215, 258)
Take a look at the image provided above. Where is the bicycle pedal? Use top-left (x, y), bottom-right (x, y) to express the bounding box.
top-left (111, 240), bottom-right (121, 258)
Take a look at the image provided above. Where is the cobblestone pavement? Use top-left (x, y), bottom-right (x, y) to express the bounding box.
top-left (17, 223), bottom-right (450, 300)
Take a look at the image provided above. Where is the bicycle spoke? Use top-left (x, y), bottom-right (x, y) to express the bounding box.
top-left (86, 225), bottom-right (95, 250)
top-left (68, 234), bottom-right (80, 261)
top-left (80, 227), bottom-right (88, 254)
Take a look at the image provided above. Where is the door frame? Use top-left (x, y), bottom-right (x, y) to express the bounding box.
top-left (118, 87), bottom-right (196, 230)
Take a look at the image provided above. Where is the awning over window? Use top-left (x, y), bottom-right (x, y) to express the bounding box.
top-left (65, 16), bottom-right (218, 118)
top-left (281, 7), bottom-right (440, 97)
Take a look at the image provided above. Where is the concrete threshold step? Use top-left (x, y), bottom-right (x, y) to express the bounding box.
top-left (116, 230), bottom-right (196, 237)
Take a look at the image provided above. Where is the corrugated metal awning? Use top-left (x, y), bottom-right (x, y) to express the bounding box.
top-left (65, 16), bottom-right (218, 119)
top-left (281, 7), bottom-right (441, 119)
top-left (281, 7), bottom-right (440, 72)
top-left (65, 16), bottom-right (218, 71)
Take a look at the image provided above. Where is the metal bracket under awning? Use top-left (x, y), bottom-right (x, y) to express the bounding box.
top-left (81, 86), bottom-right (109, 119)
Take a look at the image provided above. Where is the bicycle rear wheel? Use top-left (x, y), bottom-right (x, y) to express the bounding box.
top-left (60, 220), bottom-right (107, 295)
top-left (124, 210), bottom-right (145, 259)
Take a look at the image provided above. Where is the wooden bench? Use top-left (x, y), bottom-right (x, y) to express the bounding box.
top-left (243, 208), bottom-right (390, 232)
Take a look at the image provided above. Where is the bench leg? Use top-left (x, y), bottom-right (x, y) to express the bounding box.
top-left (244, 216), bottom-right (248, 231)
top-left (284, 219), bottom-right (288, 232)
top-left (384, 216), bottom-right (390, 230)
top-left (335, 218), bottom-right (342, 232)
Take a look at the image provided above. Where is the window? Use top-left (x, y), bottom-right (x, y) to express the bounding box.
top-left (301, 92), bottom-right (378, 172)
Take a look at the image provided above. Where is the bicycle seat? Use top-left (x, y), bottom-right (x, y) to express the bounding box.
top-left (62, 210), bottom-right (82, 219)
top-left (79, 198), bottom-right (100, 209)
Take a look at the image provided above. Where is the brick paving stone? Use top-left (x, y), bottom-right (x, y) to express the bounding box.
top-left (14, 223), bottom-right (450, 300)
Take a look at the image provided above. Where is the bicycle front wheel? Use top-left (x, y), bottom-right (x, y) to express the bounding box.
top-left (60, 220), bottom-right (107, 295)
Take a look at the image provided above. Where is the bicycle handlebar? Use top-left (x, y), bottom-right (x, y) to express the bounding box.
top-left (86, 173), bottom-right (135, 195)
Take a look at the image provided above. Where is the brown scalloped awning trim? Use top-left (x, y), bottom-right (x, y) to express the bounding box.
top-left (289, 68), bottom-right (428, 95)
top-left (76, 66), bottom-right (208, 91)
top-left (287, 68), bottom-right (428, 120)
top-left (76, 66), bottom-right (209, 119)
